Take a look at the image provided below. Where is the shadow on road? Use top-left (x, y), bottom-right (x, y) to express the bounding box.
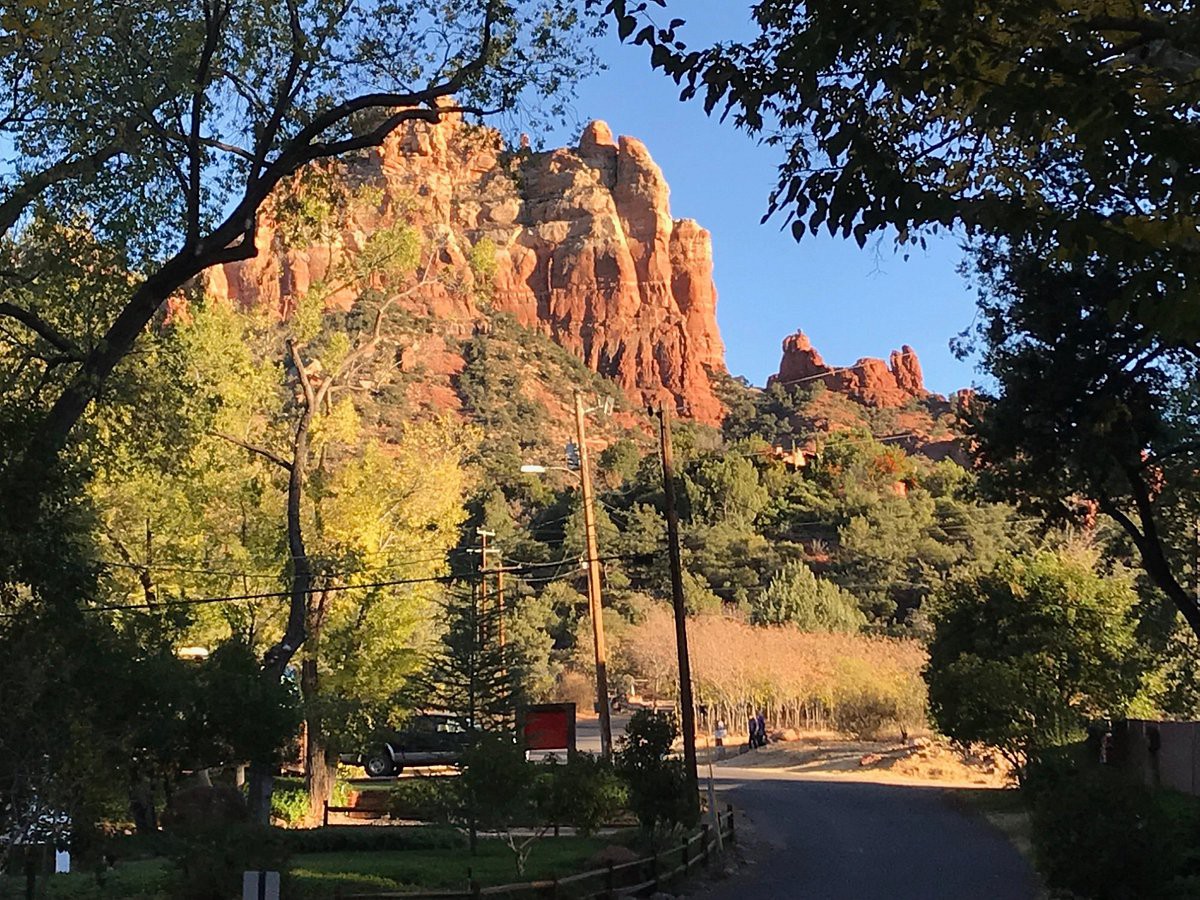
top-left (696, 767), bottom-right (1040, 900)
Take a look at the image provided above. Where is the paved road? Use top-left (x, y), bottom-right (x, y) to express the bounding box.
top-left (699, 766), bottom-right (1040, 900)
top-left (576, 713), bottom-right (630, 755)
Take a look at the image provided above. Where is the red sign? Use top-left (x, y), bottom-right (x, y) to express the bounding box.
top-left (520, 703), bottom-right (576, 752)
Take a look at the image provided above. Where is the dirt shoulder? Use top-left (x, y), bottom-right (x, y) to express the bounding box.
top-left (713, 732), bottom-right (1013, 789)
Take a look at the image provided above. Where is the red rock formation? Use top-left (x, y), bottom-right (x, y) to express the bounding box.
top-left (205, 112), bottom-right (726, 423)
top-left (768, 329), bottom-right (927, 409)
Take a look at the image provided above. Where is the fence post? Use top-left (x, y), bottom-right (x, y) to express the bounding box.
top-left (701, 823), bottom-right (711, 867)
top-left (649, 851), bottom-right (658, 891)
top-left (681, 834), bottom-right (689, 875)
top-left (549, 877), bottom-right (561, 899)
top-left (471, 878), bottom-right (481, 899)
top-left (726, 803), bottom-right (736, 846)
top-left (323, 801), bottom-right (330, 828)
top-left (606, 861), bottom-right (615, 900)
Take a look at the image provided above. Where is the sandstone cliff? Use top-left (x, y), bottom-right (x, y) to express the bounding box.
top-left (768, 329), bottom-right (927, 409)
top-left (205, 114), bottom-right (726, 423)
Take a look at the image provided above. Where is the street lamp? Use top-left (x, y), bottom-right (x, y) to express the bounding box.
top-left (518, 391), bottom-right (614, 758)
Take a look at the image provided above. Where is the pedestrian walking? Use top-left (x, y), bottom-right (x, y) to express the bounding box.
top-left (747, 713), bottom-right (759, 749)
top-left (756, 710), bottom-right (767, 747)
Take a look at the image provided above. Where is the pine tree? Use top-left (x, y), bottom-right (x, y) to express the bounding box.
top-left (415, 585), bottom-right (526, 733)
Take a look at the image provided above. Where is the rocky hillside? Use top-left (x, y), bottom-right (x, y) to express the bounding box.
top-left (205, 112), bottom-right (726, 424)
top-left (768, 329), bottom-right (927, 409)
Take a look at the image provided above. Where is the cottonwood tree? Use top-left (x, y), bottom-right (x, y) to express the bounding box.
top-left (202, 219), bottom-right (474, 820)
top-left (0, 0), bottom-right (597, 539)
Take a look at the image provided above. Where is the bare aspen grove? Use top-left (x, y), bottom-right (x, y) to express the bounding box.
top-left (611, 609), bottom-right (928, 740)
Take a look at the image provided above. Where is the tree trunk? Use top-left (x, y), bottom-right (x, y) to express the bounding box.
top-left (302, 656), bottom-right (336, 823)
top-left (128, 773), bottom-right (157, 834)
top-left (246, 762), bottom-right (275, 826)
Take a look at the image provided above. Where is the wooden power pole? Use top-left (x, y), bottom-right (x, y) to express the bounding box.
top-left (575, 390), bottom-right (613, 758)
top-left (656, 403), bottom-right (699, 799)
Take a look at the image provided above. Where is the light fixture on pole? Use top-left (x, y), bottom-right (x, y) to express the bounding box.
top-left (518, 391), bottom-right (614, 758)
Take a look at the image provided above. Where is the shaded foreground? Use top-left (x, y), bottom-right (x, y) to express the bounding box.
top-left (701, 764), bottom-right (1039, 900)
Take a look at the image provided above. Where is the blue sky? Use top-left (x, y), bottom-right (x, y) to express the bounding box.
top-left (542, 4), bottom-right (982, 396)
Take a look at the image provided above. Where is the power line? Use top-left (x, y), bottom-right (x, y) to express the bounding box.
top-left (97, 552), bottom-right (462, 583)
top-left (11, 551), bottom-right (665, 618)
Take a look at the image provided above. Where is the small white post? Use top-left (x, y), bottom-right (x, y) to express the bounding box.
top-left (242, 871), bottom-right (280, 900)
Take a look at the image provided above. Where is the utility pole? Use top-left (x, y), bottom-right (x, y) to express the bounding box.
top-left (575, 390), bottom-right (613, 758)
top-left (497, 566), bottom-right (506, 653)
top-left (656, 402), bottom-right (699, 800)
top-left (473, 528), bottom-right (499, 647)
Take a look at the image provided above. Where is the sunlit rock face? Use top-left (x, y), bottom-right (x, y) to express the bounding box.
top-left (206, 113), bottom-right (727, 424)
top-left (768, 330), bottom-right (927, 409)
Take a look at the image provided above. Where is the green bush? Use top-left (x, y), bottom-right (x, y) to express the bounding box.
top-left (1027, 750), bottom-right (1200, 899)
top-left (271, 784), bottom-right (309, 825)
top-left (388, 776), bottom-right (463, 823)
top-left (615, 711), bottom-right (698, 834)
top-left (537, 754), bottom-right (626, 835)
top-left (165, 825), bottom-right (289, 900)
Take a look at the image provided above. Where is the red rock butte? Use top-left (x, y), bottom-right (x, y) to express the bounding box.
top-left (204, 113), bottom-right (727, 424)
top-left (768, 330), bottom-right (927, 408)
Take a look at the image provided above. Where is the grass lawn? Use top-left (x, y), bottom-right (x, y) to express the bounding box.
top-left (1, 834), bottom-right (626, 899)
top-left (0, 858), bottom-right (173, 899)
top-left (289, 835), bottom-right (620, 898)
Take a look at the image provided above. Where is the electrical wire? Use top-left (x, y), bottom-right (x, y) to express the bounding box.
top-left (96, 552), bottom-right (463, 584)
top-left (6, 551), bottom-right (666, 618)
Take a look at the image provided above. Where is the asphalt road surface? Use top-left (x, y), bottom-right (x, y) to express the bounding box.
top-left (699, 765), bottom-right (1040, 900)
top-left (576, 713), bottom-right (630, 755)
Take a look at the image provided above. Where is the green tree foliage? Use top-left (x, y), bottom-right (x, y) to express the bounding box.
top-left (926, 550), bottom-right (1148, 772)
top-left (964, 241), bottom-right (1200, 637)
top-left (684, 454), bottom-right (768, 525)
top-left (615, 710), bottom-right (697, 833)
top-left (0, 0), bottom-right (601, 476)
top-left (415, 590), bottom-right (525, 733)
top-left (603, 0), bottom-right (1200, 337)
top-left (752, 560), bottom-right (865, 632)
top-left (0, 610), bottom-right (297, 856)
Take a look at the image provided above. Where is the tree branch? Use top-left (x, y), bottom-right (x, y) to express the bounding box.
top-left (30, 4), bottom-right (502, 466)
top-left (0, 303), bottom-right (83, 358)
top-left (186, 0), bottom-right (226, 243)
top-left (213, 431), bottom-right (293, 471)
top-left (0, 143), bottom-right (127, 239)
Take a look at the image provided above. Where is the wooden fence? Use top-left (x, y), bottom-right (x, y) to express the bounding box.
top-left (335, 805), bottom-right (736, 899)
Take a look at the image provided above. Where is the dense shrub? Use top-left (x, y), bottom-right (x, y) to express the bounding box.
top-left (927, 551), bottom-right (1145, 772)
top-left (165, 824), bottom-right (289, 900)
top-left (1027, 749), bottom-right (1200, 899)
top-left (615, 711), bottom-right (698, 834)
top-left (537, 754), bottom-right (626, 835)
top-left (271, 778), bottom-right (351, 825)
